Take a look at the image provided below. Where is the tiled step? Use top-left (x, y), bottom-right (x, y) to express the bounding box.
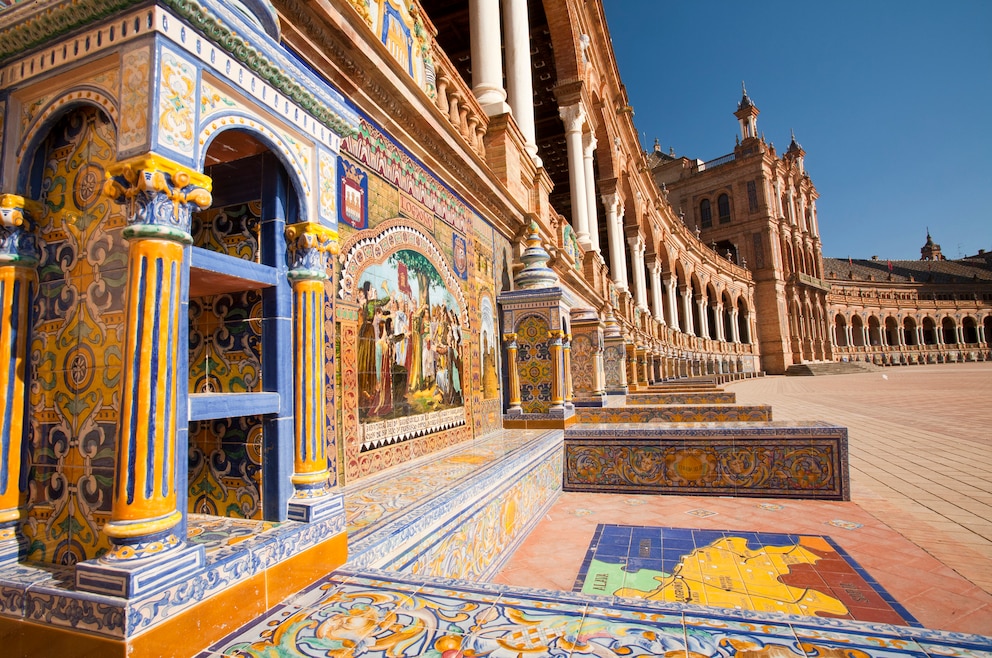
top-left (563, 420), bottom-right (849, 500)
top-left (575, 404), bottom-right (772, 423)
top-left (344, 429), bottom-right (563, 579)
top-left (786, 361), bottom-right (880, 376)
top-left (200, 568), bottom-right (992, 658)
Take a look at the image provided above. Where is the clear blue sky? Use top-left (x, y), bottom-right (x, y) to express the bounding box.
top-left (602, 0), bottom-right (992, 260)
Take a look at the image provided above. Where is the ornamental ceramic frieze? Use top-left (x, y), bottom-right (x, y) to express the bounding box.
top-left (103, 154), bottom-right (212, 241)
top-left (0, 194), bottom-right (42, 264)
top-left (286, 222), bottom-right (337, 281)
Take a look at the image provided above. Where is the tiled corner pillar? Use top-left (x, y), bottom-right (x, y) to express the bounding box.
top-left (0, 195), bottom-right (42, 565)
top-left (563, 334), bottom-right (574, 407)
top-left (284, 222), bottom-right (341, 523)
top-left (625, 342), bottom-right (639, 390)
top-left (548, 329), bottom-right (566, 411)
top-left (503, 333), bottom-right (522, 413)
top-left (76, 155), bottom-right (211, 598)
top-left (603, 332), bottom-right (627, 395)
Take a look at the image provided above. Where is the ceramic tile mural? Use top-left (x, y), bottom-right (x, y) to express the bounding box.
top-left (516, 315), bottom-right (552, 413)
top-left (191, 201), bottom-right (261, 262)
top-left (187, 290), bottom-right (263, 394)
top-left (26, 106), bottom-right (124, 564)
top-left (355, 249), bottom-right (465, 429)
top-left (569, 332), bottom-right (596, 397)
top-left (188, 416), bottom-right (263, 519)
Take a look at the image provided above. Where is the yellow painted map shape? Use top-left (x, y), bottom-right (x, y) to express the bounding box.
top-left (616, 536), bottom-right (849, 617)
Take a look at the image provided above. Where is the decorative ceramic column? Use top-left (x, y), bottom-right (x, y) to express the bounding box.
top-left (77, 155), bottom-right (210, 598)
top-left (0, 195), bottom-right (41, 565)
top-left (503, 0), bottom-right (539, 162)
top-left (559, 104), bottom-right (589, 245)
top-left (504, 333), bottom-right (522, 413)
top-left (582, 132), bottom-right (599, 254)
top-left (563, 333), bottom-right (574, 407)
top-left (470, 0), bottom-right (509, 115)
top-left (548, 329), bottom-right (565, 411)
top-left (284, 222), bottom-right (340, 523)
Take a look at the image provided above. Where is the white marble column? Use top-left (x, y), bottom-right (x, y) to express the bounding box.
top-left (665, 277), bottom-right (680, 331)
top-left (648, 258), bottom-right (664, 323)
top-left (603, 193), bottom-right (628, 292)
top-left (470, 0), bottom-right (509, 115)
top-left (628, 234), bottom-right (648, 311)
top-left (846, 325), bottom-right (855, 347)
top-left (682, 289), bottom-right (695, 336)
top-left (560, 104), bottom-right (589, 245)
top-left (502, 0), bottom-right (539, 163)
top-left (697, 297), bottom-right (709, 338)
top-left (714, 302), bottom-right (725, 341)
top-left (582, 132), bottom-right (600, 255)
top-left (730, 309), bottom-right (740, 343)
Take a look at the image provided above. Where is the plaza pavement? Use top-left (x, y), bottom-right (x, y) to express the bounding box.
top-left (493, 362), bottom-right (992, 634)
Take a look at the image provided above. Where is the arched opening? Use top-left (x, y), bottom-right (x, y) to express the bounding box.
top-left (851, 315), bottom-right (865, 347)
top-left (189, 128), bottom-right (299, 521)
top-left (922, 317), bottom-right (938, 345)
top-left (722, 290), bottom-right (734, 342)
top-left (902, 317), bottom-right (918, 346)
top-left (884, 317), bottom-right (899, 347)
top-left (962, 317), bottom-right (979, 344)
top-left (868, 316), bottom-right (882, 346)
top-left (984, 315), bottom-right (992, 346)
top-left (941, 317), bottom-right (957, 344)
top-left (834, 314), bottom-right (848, 347)
top-left (24, 104), bottom-right (123, 565)
top-left (737, 298), bottom-right (750, 343)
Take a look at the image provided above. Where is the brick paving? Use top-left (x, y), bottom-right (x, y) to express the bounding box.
top-left (494, 362), bottom-right (992, 634)
top-left (729, 362), bottom-right (992, 596)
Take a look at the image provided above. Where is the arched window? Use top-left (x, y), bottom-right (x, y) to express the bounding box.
top-left (717, 193), bottom-right (731, 224)
top-left (699, 199), bottom-right (712, 228)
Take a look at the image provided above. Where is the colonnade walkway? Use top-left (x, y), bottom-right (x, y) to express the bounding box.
top-left (197, 364), bottom-right (992, 656)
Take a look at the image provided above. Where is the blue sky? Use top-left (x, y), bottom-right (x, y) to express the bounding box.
top-left (602, 0), bottom-right (992, 260)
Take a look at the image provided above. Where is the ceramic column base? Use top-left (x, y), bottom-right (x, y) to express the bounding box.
top-left (75, 542), bottom-right (206, 598)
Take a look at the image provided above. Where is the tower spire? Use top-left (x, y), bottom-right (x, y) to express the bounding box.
top-left (734, 82), bottom-right (759, 141)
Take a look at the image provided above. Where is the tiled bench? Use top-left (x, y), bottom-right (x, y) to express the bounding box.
top-left (564, 421), bottom-right (849, 500)
top-left (574, 404), bottom-right (772, 423)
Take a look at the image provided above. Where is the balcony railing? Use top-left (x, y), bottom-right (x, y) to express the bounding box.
top-left (431, 45), bottom-right (488, 158)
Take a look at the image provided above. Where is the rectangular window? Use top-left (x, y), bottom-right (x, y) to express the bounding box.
top-left (747, 181), bottom-right (759, 212)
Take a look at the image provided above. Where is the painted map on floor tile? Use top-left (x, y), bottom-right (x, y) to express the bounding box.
top-left (575, 525), bottom-right (919, 626)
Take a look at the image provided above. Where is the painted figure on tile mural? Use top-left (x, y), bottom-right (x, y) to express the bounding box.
top-left (357, 248), bottom-right (465, 421)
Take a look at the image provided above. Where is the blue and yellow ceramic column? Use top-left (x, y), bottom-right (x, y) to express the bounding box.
top-left (0, 195), bottom-right (41, 565)
top-left (75, 155), bottom-right (211, 597)
top-left (503, 333), bottom-right (522, 413)
top-left (284, 222), bottom-right (343, 523)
